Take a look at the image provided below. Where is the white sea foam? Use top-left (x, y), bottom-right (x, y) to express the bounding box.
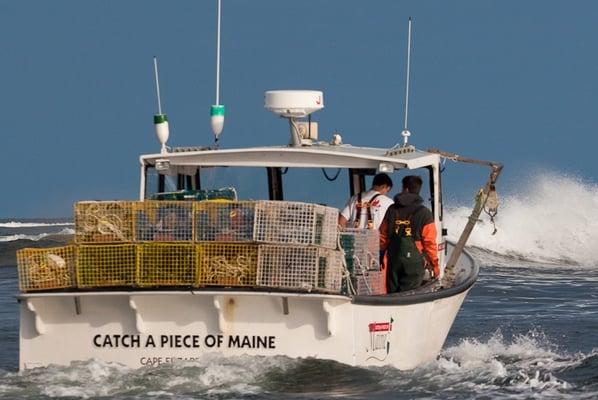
top-left (0, 221), bottom-right (73, 228)
top-left (1, 346), bottom-right (594, 399)
top-left (441, 330), bottom-right (560, 369)
top-left (32, 355), bottom-right (280, 398)
top-left (37, 360), bottom-right (130, 399)
top-left (426, 330), bottom-right (587, 396)
top-left (0, 228), bottom-right (75, 242)
top-left (444, 171), bottom-right (598, 266)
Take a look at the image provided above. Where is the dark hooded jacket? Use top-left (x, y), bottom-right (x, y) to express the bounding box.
top-left (380, 192), bottom-right (439, 276)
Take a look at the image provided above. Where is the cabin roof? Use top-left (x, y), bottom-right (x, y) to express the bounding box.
top-left (140, 143), bottom-right (440, 170)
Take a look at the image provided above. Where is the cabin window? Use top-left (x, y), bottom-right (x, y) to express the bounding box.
top-left (144, 166), bottom-right (199, 200)
top-left (279, 168), bottom-right (349, 209)
top-left (143, 165), bottom-right (437, 218)
top-left (199, 167), bottom-right (269, 200)
top-left (145, 166), bottom-right (268, 200)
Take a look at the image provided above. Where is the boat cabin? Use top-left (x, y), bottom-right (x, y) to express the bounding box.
top-left (140, 143), bottom-right (447, 274)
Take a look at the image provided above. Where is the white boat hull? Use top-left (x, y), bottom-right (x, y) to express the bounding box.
top-left (19, 245), bottom-right (476, 370)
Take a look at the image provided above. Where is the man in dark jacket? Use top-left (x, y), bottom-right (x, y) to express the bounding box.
top-left (379, 175), bottom-right (439, 292)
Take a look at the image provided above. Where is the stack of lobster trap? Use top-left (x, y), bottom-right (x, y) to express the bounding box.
top-left (339, 228), bottom-right (386, 295)
top-left (17, 199), bottom-right (344, 294)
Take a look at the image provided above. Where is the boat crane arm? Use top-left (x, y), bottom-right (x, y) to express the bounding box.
top-left (427, 148), bottom-right (503, 271)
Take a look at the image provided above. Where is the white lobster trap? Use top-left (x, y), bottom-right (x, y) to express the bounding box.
top-left (254, 201), bottom-right (338, 249)
top-left (194, 200), bottom-right (338, 248)
top-left (354, 270), bottom-right (386, 295)
top-left (339, 228), bottom-right (380, 274)
top-left (256, 245), bottom-right (343, 293)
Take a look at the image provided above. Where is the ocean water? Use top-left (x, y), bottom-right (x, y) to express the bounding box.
top-left (0, 173), bottom-right (597, 399)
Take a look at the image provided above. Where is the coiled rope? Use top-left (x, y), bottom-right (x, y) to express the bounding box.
top-left (79, 202), bottom-right (127, 241)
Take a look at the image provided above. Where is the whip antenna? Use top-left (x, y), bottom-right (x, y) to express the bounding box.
top-left (401, 17), bottom-right (413, 147)
top-left (153, 56), bottom-right (170, 154)
top-left (210, 0), bottom-right (225, 147)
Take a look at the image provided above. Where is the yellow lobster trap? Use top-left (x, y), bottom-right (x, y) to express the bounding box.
top-left (196, 243), bottom-right (258, 287)
top-left (133, 201), bottom-right (194, 242)
top-left (17, 246), bottom-right (76, 292)
top-left (75, 201), bottom-right (135, 243)
top-left (76, 244), bottom-right (137, 288)
top-left (194, 201), bottom-right (255, 242)
top-left (137, 243), bottom-right (196, 287)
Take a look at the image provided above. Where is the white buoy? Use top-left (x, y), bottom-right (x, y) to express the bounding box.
top-left (211, 104), bottom-right (225, 139)
top-left (155, 114), bottom-right (169, 154)
top-left (153, 56), bottom-right (169, 154)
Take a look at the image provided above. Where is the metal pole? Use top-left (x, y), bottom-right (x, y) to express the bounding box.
top-left (215, 0), bottom-right (222, 105)
top-left (404, 17), bottom-right (412, 132)
top-left (153, 56), bottom-right (162, 115)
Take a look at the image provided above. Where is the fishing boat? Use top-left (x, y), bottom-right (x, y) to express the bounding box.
top-left (16, 90), bottom-right (501, 370)
top-left (16, 12), bottom-right (502, 371)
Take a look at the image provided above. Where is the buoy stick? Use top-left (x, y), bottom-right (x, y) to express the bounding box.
top-left (153, 56), bottom-right (163, 115)
top-left (210, 0), bottom-right (225, 145)
top-left (153, 56), bottom-right (169, 154)
top-left (215, 0), bottom-right (222, 106)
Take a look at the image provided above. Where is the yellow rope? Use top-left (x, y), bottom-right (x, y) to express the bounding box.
top-left (79, 202), bottom-right (127, 241)
top-left (27, 253), bottom-right (70, 288)
top-left (206, 254), bottom-right (253, 284)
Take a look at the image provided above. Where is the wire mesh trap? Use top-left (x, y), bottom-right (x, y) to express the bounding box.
top-left (196, 243), bottom-right (259, 286)
top-left (76, 244), bottom-right (137, 288)
top-left (75, 201), bottom-right (134, 243)
top-left (257, 245), bottom-right (343, 293)
top-left (17, 246), bottom-right (76, 291)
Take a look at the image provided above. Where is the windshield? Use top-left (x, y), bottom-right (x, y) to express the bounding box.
top-left (143, 165), bottom-right (433, 214)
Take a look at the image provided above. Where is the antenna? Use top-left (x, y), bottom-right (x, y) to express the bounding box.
top-left (401, 17), bottom-right (413, 147)
top-left (153, 56), bottom-right (169, 154)
top-left (210, 0), bottom-right (225, 147)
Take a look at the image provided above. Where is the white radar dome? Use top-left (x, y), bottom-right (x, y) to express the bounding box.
top-left (264, 90), bottom-right (324, 118)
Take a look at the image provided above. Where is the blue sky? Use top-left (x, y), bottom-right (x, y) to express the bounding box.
top-left (1, 0), bottom-right (597, 218)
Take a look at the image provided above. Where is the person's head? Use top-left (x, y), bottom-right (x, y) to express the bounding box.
top-left (402, 175), bottom-right (423, 194)
top-left (372, 173), bottom-right (393, 194)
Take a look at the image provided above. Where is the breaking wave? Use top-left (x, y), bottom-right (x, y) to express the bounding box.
top-left (0, 228), bottom-right (75, 243)
top-left (444, 171), bottom-right (598, 266)
top-left (0, 332), bottom-right (595, 399)
top-left (0, 222), bottom-right (73, 229)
